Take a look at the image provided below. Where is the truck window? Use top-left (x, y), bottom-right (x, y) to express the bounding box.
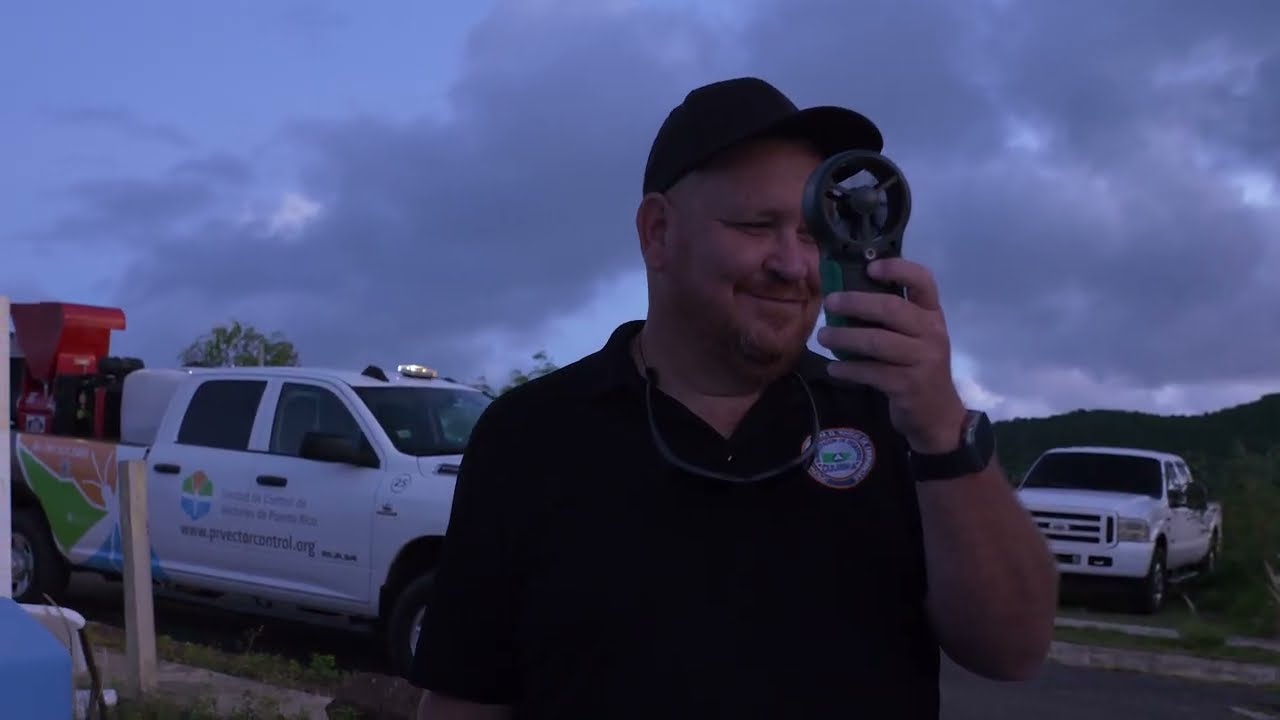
top-left (1021, 451), bottom-right (1164, 498)
top-left (1164, 460), bottom-right (1187, 494)
top-left (1175, 460), bottom-right (1194, 485)
top-left (176, 379), bottom-right (267, 450)
top-left (269, 382), bottom-right (369, 457)
top-left (354, 386), bottom-right (490, 456)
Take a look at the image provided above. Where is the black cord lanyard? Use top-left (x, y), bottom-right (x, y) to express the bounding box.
top-left (637, 337), bottom-right (821, 484)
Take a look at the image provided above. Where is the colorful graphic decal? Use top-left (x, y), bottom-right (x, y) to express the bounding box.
top-left (14, 435), bottom-right (166, 579)
top-left (181, 471), bottom-right (214, 521)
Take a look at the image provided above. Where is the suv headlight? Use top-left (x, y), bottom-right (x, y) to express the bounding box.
top-left (1117, 517), bottom-right (1150, 542)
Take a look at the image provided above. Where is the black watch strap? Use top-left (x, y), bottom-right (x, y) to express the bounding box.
top-left (908, 410), bottom-right (995, 481)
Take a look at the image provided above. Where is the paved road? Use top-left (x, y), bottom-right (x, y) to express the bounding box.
top-left (941, 660), bottom-right (1278, 719)
top-left (64, 574), bottom-right (1280, 719)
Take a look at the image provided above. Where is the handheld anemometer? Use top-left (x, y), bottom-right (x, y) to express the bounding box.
top-left (800, 150), bottom-right (912, 361)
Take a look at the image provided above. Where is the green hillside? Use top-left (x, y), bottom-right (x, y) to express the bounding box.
top-left (993, 392), bottom-right (1280, 481)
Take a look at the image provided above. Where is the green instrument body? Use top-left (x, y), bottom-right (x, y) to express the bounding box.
top-left (801, 150), bottom-right (913, 361)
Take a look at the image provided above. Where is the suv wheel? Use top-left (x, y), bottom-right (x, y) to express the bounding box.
top-left (11, 508), bottom-right (69, 604)
top-left (1133, 544), bottom-right (1166, 614)
top-left (385, 572), bottom-right (435, 678)
top-left (1198, 531), bottom-right (1219, 576)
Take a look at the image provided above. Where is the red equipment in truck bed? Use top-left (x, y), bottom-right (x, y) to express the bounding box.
top-left (11, 301), bottom-right (127, 435)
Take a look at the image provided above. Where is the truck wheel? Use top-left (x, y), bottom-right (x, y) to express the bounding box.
top-left (11, 507), bottom-right (70, 605)
top-left (385, 572), bottom-right (435, 679)
top-left (1131, 544), bottom-right (1166, 615)
top-left (1198, 531), bottom-right (1219, 577)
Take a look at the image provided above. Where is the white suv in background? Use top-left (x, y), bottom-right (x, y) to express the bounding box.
top-left (1016, 446), bottom-right (1222, 613)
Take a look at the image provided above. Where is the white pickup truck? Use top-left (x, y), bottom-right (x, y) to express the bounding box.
top-left (10, 361), bottom-right (490, 676)
top-left (1016, 445), bottom-right (1223, 613)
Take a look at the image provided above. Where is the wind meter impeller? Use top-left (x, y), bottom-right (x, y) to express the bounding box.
top-left (800, 149), bottom-right (913, 360)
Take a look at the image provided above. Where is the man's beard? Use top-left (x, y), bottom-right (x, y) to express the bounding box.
top-left (666, 271), bottom-right (816, 387)
top-left (735, 278), bottom-right (818, 370)
top-left (732, 316), bottom-right (813, 374)
top-left (689, 294), bottom-right (816, 387)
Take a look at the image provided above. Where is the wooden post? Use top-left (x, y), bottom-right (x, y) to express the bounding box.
top-left (118, 458), bottom-right (157, 695)
top-left (1, 294), bottom-right (11, 600)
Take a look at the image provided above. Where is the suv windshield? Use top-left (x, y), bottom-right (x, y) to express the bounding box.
top-left (354, 385), bottom-right (491, 456)
top-left (1021, 451), bottom-right (1163, 498)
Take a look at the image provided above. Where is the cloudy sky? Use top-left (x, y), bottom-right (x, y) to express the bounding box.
top-left (4, 0), bottom-right (1278, 420)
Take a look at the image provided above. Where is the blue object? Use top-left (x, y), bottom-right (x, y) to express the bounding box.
top-left (0, 597), bottom-right (72, 720)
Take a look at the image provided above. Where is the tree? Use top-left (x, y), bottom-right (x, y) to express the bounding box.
top-left (474, 350), bottom-right (558, 396)
top-left (179, 319), bottom-right (300, 368)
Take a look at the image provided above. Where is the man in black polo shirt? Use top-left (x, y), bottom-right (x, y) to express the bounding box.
top-left (410, 77), bottom-right (1058, 719)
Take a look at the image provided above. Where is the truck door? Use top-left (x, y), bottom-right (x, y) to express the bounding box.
top-left (1177, 461), bottom-right (1212, 557)
top-left (241, 379), bottom-right (378, 610)
top-left (146, 377), bottom-right (277, 590)
top-left (1162, 460), bottom-right (1194, 568)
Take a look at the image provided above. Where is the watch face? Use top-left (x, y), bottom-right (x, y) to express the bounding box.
top-left (969, 411), bottom-right (994, 461)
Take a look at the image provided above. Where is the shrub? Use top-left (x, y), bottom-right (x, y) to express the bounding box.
top-left (1182, 446), bottom-right (1280, 637)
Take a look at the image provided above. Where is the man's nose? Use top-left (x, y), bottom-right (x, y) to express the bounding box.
top-left (763, 227), bottom-right (811, 282)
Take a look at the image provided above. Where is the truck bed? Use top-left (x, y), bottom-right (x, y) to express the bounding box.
top-left (11, 432), bottom-right (148, 571)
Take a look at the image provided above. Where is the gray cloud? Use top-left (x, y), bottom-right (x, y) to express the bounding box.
top-left (169, 153), bottom-right (255, 186)
top-left (15, 0), bottom-right (1280, 411)
top-left (742, 0), bottom-right (1280, 406)
top-left (98, 1), bottom-right (731, 375)
top-left (923, 0), bottom-right (1280, 399)
top-left (44, 107), bottom-right (194, 149)
top-left (30, 174), bottom-right (224, 249)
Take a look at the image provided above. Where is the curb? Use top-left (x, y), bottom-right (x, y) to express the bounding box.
top-left (1055, 616), bottom-right (1280, 653)
top-left (92, 647), bottom-right (334, 719)
top-left (1049, 640), bottom-right (1280, 686)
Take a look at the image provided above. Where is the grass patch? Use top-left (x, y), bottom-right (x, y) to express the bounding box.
top-left (1180, 447), bottom-right (1280, 638)
top-left (1057, 608), bottom-right (1168, 627)
top-left (1059, 595), bottom-right (1273, 640)
top-left (1054, 625), bottom-right (1280, 666)
top-left (1057, 446), bottom-right (1280, 642)
top-left (109, 694), bottom-right (322, 719)
top-left (85, 621), bottom-right (347, 694)
top-left (1058, 601), bottom-right (1199, 629)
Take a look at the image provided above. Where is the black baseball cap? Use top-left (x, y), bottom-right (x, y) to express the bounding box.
top-left (642, 76), bottom-right (883, 195)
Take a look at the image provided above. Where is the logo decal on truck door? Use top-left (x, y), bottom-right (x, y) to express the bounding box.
top-left (180, 471), bottom-right (214, 521)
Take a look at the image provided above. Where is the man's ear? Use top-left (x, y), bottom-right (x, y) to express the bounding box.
top-left (635, 192), bottom-right (671, 271)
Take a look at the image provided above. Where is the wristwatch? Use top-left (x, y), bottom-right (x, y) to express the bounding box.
top-left (908, 409), bottom-right (995, 481)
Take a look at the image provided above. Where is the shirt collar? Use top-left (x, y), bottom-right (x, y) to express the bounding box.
top-left (587, 319), bottom-right (839, 399)
top-left (586, 319), bottom-right (647, 398)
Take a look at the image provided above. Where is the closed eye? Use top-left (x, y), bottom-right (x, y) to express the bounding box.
top-left (720, 218), bottom-right (817, 245)
top-left (721, 219), bottom-right (773, 233)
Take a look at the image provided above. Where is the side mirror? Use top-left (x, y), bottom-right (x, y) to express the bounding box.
top-left (299, 431), bottom-right (379, 468)
top-left (1167, 489), bottom-right (1187, 508)
top-left (1185, 484), bottom-right (1208, 511)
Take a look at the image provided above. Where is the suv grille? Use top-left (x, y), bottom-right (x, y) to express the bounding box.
top-left (1030, 509), bottom-right (1116, 545)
